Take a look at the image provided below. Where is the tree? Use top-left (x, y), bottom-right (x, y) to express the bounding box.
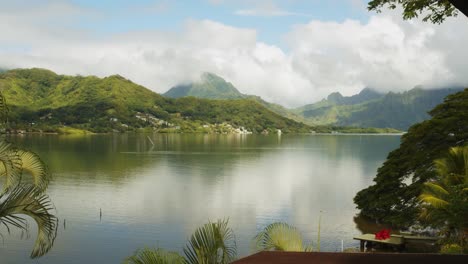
top-left (368, 0), bottom-right (468, 23)
top-left (124, 248), bottom-right (185, 264)
top-left (0, 91), bottom-right (58, 258)
top-left (419, 146), bottom-right (468, 245)
top-left (124, 219), bottom-right (237, 264)
top-left (253, 222), bottom-right (313, 252)
top-left (125, 220), bottom-right (314, 263)
top-left (0, 185), bottom-right (58, 258)
top-left (354, 89), bottom-right (468, 227)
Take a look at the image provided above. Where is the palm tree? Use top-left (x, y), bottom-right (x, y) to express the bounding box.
top-left (124, 219), bottom-right (237, 264)
top-left (0, 184), bottom-right (58, 258)
top-left (184, 219), bottom-right (237, 264)
top-left (0, 91), bottom-right (57, 258)
top-left (419, 146), bottom-right (468, 244)
top-left (254, 222), bottom-right (312, 252)
top-left (0, 141), bottom-right (50, 192)
top-left (124, 248), bottom-right (185, 264)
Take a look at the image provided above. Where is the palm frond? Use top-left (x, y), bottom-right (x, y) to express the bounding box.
top-left (419, 194), bottom-right (449, 209)
top-left (422, 182), bottom-right (449, 197)
top-left (254, 222), bottom-right (311, 252)
top-left (184, 219), bottom-right (237, 264)
top-left (123, 248), bottom-right (185, 264)
top-left (0, 141), bottom-right (23, 192)
top-left (16, 150), bottom-right (50, 191)
top-left (0, 185), bottom-right (58, 258)
top-left (434, 146), bottom-right (467, 185)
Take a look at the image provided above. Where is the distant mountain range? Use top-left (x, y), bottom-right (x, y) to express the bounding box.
top-left (164, 72), bottom-right (464, 130)
top-left (0, 68), bottom-right (311, 133)
top-left (293, 87), bottom-right (464, 130)
top-left (0, 68), bottom-right (462, 133)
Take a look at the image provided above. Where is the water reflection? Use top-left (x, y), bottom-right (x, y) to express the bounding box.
top-left (1, 134), bottom-right (400, 263)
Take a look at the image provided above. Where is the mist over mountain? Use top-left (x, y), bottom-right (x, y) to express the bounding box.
top-left (164, 72), bottom-right (302, 121)
top-left (164, 72), bottom-right (464, 131)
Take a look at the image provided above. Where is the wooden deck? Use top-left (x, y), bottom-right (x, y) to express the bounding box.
top-left (233, 252), bottom-right (468, 264)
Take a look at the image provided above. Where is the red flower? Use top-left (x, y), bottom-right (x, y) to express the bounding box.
top-left (375, 229), bottom-right (391, 240)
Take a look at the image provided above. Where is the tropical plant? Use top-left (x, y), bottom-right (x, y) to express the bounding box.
top-left (0, 141), bottom-right (50, 192)
top-left (124, 219), bottom-right (237, 264)
top-left (253, 222), bottom-right (312, 252)
top-left (184, 219), bottom-right (237, 264)
top-left (419, 146), bottom-right (468, 245)
top-left (0, 185), bottom-right (58, 258)
top-left (0, 90), bottom-right (58, 258)
top-left (124, 248), bottom-right (186, 264)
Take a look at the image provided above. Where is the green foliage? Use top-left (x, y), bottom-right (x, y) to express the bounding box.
top-left (253, 222), bottom-right (312, 252)
top-left (440, 243), bottom-right (464, 254)
top-left (354, 88), bottom-right (468, 227)
top-left (0, 185), bottom-right (58, 258)
top-left (419, 146), bottom-right (468, 245)
top-left (124, 248), bottom-right (185, 264)
top-left (368, 0), bottom-right (458, 24)
top-left (184, 219), bottom-right (237, 264)
top-left (124, 219), bottom-right (236, 264)
top-left (0, 68), bottom-right (311, 134)
top-left (0, 90), bottom-right (57, 258)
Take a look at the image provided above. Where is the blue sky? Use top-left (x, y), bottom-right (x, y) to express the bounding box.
top-left (1, 0), bottom-right (467, 106)
top-left (69, 0), bottom-right (370, 48)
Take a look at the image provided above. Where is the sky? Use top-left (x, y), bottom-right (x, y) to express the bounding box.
top-left (1, 0), bottom-right (467, 107)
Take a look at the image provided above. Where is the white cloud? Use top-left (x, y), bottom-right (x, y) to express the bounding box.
top-left (0, 1), bottom-right (467, 107)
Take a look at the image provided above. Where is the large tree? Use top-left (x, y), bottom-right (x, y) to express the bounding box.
top-left (354, 89), bottom-right (468, 227)
top-left (368, 0), bottom-right (468, 23)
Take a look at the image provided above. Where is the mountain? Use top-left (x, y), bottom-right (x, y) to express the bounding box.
top-left (164, 72), bottom-right (244, 99)
top-left (294, 87), bottom-right (464, 130)
top-left (0, 68), bottom-right (312, 133)
top-left (164, 72), bottom-right (304, 121)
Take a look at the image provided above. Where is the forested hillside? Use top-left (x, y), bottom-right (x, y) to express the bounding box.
top-left (0, 68), bottom-right (311, 133)
top-left (294, 87), bottom-right (464, 130)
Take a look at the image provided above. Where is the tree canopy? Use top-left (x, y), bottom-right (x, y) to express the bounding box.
top-left (354, 89), bottom-right (468, 227)
top-left (368, 0), bottom-right (468, 23)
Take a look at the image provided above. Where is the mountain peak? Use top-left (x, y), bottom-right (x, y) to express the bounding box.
top-left (164, 72), bottom-right (244, 100)
top-left (327, 92), bottom-right (344, 103)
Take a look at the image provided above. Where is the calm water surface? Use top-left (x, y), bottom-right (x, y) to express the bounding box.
top-left (1, 134), bottom-right (400, 263)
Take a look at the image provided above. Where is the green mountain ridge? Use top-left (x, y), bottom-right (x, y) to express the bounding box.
top-left (295, 87), bottom-right (464, 130)
top-left (0, 68), bottom-right (312, 134)
top-left (163, 72), bottom-right (463, 131)
top-left (164, 72), bottom-right (305, 121)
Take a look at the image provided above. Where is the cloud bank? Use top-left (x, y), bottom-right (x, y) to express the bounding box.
top-left (1, 2), bottom-right (467, 107)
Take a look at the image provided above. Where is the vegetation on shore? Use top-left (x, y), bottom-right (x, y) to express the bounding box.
top-left (354, 89), bottom-right (468, 251)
